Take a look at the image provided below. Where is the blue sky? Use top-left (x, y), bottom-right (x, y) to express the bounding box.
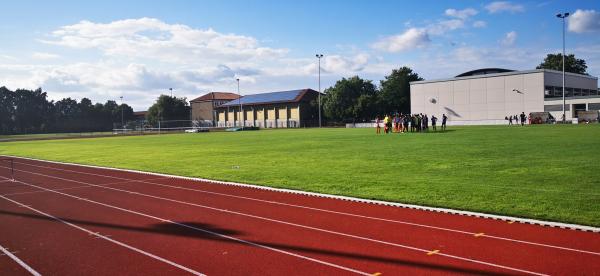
top-left (1, 0), bottom-right (599, 110)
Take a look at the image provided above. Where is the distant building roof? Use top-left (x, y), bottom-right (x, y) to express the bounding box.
top-left (219, 89), bottom-right (318, 107)
top-left (411, 69), bottom-right (598, 85)
top-left (455, 68), bottom-right (514, 77)
top-left (190, 92), bottom-right (239, 103)
top-left (133, 111), bottom-right (147, 116)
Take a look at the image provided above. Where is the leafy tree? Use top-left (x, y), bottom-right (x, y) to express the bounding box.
top-left (146, 95), bottom-right (190, 125)
top-left (322, 76), bottom-right (378, 123)
top-left (379, 67), bottom-right (423, 115)
top-left (54, 98), bottom-right (82, 132)
top-left (0, 87), bottom-right (15, 134)
top-left (536, 53), bottom-right (588, 75)
top-left (12, 88), bottom-right (53, 133)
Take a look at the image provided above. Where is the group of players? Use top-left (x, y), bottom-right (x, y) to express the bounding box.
top-left (375, 113), bottom-right (448, 134)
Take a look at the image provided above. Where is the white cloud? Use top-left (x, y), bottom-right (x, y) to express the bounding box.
top-left (473, 20), bottom-right (487, 28)
top-left (501, 31), bottom-right (517, 46)
top-left (485, 2), bottom-right (525, 14)
top-left (372, 28), bottom-right (430, 52)
top-left (568, 9), bottom-right (600, 33)
top-left (428, 19), bottom-right (465, 35)
top-left (445, 8), bottom-right (478, 19)
top-left (32, 52), bottom-right (60, 60)
top-left (42, 17), bottom-right (289, 64)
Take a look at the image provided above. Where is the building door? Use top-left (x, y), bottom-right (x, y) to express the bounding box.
top-left (573, 104), bottom-right (586, 118)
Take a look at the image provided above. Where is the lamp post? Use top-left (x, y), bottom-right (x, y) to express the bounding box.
top-left (556, 12), bottom-right (570, 123)
top-left (237, 78), bottom-right (242, 128)
top-left (169, 88), bottom-right (173, 97)
top-left (316, 54), bottom-right (323, 128)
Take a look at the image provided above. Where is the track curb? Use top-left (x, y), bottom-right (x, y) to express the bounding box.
top-left (3, 155), bottom-right (599, 233)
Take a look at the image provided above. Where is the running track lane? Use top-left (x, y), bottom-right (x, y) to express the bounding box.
top-left (0, 157), bottom-right (599, 275)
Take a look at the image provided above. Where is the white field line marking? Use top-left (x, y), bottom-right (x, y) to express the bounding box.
top-left (10, 161), bottom-right (600, 257)
top-left (0, 243), bottom-right (41, 276)
top-left (12, 167), bottom-right (548, 276)
top-left (7, 157), bottom-right (600, 233)
top-left (0, 195), bottom-right (205, 276)
top-left (1, 177), bottom-right (167, 197)
top-left (9, 179), bottom-right (372, 276)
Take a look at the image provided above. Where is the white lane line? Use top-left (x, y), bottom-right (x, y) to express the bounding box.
top-left (10, 161), bottom-right (600, 257)
top-left (8, 157), bottom-right (600, 233)
top-left (1, 177), bottom-right (167, 197)
top-left (12, 167), bottom-right (548, 276)
top-left (8, 179), bottom-right (372, 276)
top-left (0, 243), bottom-right (41, 276)
top-left (0, 195), bottom-right (205, 276)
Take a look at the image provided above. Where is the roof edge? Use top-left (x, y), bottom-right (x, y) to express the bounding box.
top-left (411, 69), bottom-right (598, 85)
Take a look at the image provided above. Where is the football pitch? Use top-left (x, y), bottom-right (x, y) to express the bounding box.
top-left (1, 124), bottom-right (599, 226)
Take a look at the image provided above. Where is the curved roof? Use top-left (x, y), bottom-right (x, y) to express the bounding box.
top-left (455, 68), bottom-right (514, 77)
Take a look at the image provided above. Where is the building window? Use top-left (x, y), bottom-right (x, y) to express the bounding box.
top-left (589, 103), bottom-right (600, 111)
top-left (544, 104), bottom-right (570, 111)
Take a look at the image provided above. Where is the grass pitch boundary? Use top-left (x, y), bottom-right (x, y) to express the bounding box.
top-left (5, 154), bottom-right (599, 233)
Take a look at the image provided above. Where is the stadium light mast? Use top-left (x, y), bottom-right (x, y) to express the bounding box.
top-left (316, 54), bottom-right (323, 128)
top-left (557, 12), bottom-right (570, 123)
top-left (169, 88), bottom-right (173, 97)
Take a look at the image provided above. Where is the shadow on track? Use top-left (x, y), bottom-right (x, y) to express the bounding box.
top-left (0, 209), bottom-right (515, 275)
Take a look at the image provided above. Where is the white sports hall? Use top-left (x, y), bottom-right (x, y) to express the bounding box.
top-left (410, 68), bottom-right (600, 124)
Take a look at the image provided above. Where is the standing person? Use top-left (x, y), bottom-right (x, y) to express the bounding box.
top-left (375, 116), bottom-right (381, 134)
top-left (520, 112), bottom-right (526, 126)
top-left (383, 114), bottom-right (390, 133)
top-left (411, 115), bottom-right (416, 132)
top-left (508, 116), bottom-right (513, 125)
top-left (514, 115), bottom-right (518, 124)
top-left (416, 114), bottom-right (422, 132)
top-left (442, 114), bottom-right (448, 131)
top-left (403, 114), bottom-right (409, 133)
top-left (431, 115), bottom-right (437, 131)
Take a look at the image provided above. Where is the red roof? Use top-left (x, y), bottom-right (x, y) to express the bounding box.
top-left (190, 92), bottom-right (239, 103)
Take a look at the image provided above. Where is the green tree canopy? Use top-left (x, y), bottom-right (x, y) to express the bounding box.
top-left (379, 67), bottom-right (423, 115)
top-left (146, 94), bottom-right (190, 125)
top-left (322, 76), bottom-right (378, 123)
top-left (536, 53), bottom-right (588, 75)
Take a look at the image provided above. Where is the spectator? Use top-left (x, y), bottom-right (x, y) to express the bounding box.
top-left (442, 114), bottom-right (448, 131)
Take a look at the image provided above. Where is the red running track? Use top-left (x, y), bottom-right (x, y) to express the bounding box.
top-left (0, 157), bottom-right (599, 275)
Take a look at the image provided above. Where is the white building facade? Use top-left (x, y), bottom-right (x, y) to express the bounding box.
top-left (410, 69), bottom-right (599, 125)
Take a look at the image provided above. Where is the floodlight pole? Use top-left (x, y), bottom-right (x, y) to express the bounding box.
top-left (557, 12), bottom-right (569, 123)
top-left (169, 88), bottom-right (173, 97)
top-left (316, 54), bottom-right (323, 128)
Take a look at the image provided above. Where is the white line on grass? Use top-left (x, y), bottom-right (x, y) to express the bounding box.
top-left (0, 243), bottom-right (41, 276)
top-left (10, 167), bottom-right (549, 276)
top-left (8, 160), bottom-right (600, 256)
top-left (0, 195), bottom-right (206, 276)
top-left (8, 178), bottom-right (373, 276)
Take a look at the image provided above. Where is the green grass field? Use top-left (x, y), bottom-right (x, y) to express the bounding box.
top-left (1, 125), bottom-right (599, 226)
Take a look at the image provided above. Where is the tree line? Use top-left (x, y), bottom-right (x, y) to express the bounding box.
top-left (321, 67), bottom-right (423, 123)
top-left (0, 87), bottom-right (134, 134)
